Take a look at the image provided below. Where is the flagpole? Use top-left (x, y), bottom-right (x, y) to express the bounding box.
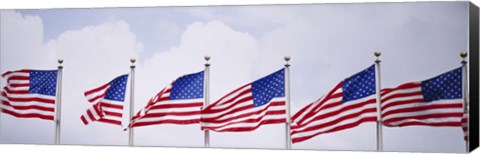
top-left (204, 55), bottom-right (211, 148)
top-left (460, 51), bottom-right (469, 152)
top-left (55, 59), bottom-right (64, 145)
top-left (284, 56), bottom-right (292, 150)
top-left (129, 58), bottom-right (136, 147)
top-left (374, 51), bottom-right (383, 152)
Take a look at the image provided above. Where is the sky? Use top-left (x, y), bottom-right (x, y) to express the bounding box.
top-left (0, 2), bottom-right (471, 153)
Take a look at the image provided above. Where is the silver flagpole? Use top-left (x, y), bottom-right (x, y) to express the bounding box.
top-left (55, 59), bottom-right (64, 145)
top-left (204, 55), bottom-right (211, 148)
top-left (374, 51), bottom-right (383, 151)
top-left (460, 51), bottom-right (469, 152)
top-left (284, 56), bottom-right (292, 149)
top-left (129, 58), bottom-right (136, 147)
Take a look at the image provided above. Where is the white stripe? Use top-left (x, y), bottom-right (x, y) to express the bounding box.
top-left (212, 103), bottom-right (285, 122)
top-left (102, 115), bottom-right (123, 122)
top-left (381, 86), bottom-right (421, 99)
top-left (4, 72), bottom-right (29, 79)
top-left (203, 107), bottom-right (286, 127)
top-left (386, 117), bottom-right (463, 126)
top-left (134, 114), bottom-right (201, 122)
top-left (203, 114), bottom-right (286, 131)
top-left (383, 108), bottom-right (463, 121)
top-left (1, 98), bottom-right (56, 109)
top-left (2, 92), bottom-right (56, 101)
top-left (7, 79), bottom-right (29, 85)
top-left (292, 96), bottom-right (323, 122)
top-left (146, 106), bottom-right (201, 114)
top-left (382, 99), bottom-right (462, 117)
top-left (202, 97), bottom-right (252, 118)
top-left (300, 93), bottom-right (374, 126)
top-left (291, 112), bottom-right (377, 139)
top-left (1, 104), bottom-right (55, 116)
top-left (85, 85), bottom-right (110, 103)
top-left (6, 86), bottom-right (29, 91)
top-left (213, 85), bottom-right (251, 107)
top-left (292, 102), bottom-right (376, 133)
top-left (150, 98), bottom-right (203, 106)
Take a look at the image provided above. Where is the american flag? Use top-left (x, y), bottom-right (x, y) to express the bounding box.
top-left (1, 69), bottom-right (58, 121)
top-left (128, 71), bottom-right (204, 128)
top-left (80, 74), bottom-right (128, 126)
top-left (201, 69), bottom-right (286, 132)
top-left (380, 67), bottom-right (463, 127)
top-left (290, 65), bottom-right (377, 144)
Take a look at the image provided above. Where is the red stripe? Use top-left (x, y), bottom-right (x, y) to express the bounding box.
top-left (209, 83), bottom-right (251, 107)
top-left (140, 111), bottom-right (201, 117)
top-left (202, 95), bottom-right (254, 114)
top-left (296, 99), bottom-right (376, 128)
top-left (386, 121), bottom-right (462, 127)
top-left (380, 82), bottom-right (421, 96)
top-left (2, 92), bottom-right (56, 104)
top-left (3, 87), bottom-right (29, 94)
top-left (383, 112), bottom-right (463, 123)
top-left (100, 102), bottom-right (123, 109)
top-left (2, 100), bottom-right (55, 112)
top-left (2, 70), bottom-right (30, 78)
top-left (7, 76), bottom-right (29, 83)
top-left (87, 93), bottom-right (107, 103)
top-left (297, 83), bottom-right (343, 125)
top-left (104, 111), bottom-right (123, 118)
top-left (80, 115), bottom-right (89, 125)
top-left (291, 102), bottom-right (313, 121)
top-left (149, 102), bottom-right (203, 110)
top-left (98, 118), bottom-right (122, 126)
top-left (9, 83), bottom-right (30, 88)
top-left (202, 119), bottom-right (286, 132)
top-left (1, 108), bottom-right (54, 121)
top-left (381, 98), bottom-right (424, 112)
top-left (291, 107), bottom-right (376, 135)
top-left (292, 117), bottom-right (376, 143)
top-left (86, 108), bottom-right (97, 121)
top-left (131, 119), bottom-right (200, 127)
top-left (84, 83), bottom-right (109, 96)
top-left (202, 101), bottom-right (285, 123)
top-left (382, 103), bottom-right (463, 118)
top-left (381, 91), bottom-right (423, 108)
top-left (203, 89), bottom-right (253, 112)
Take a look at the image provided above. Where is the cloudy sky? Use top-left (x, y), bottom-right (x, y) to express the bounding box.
top-left (0, 2), bottom-right (471, 153)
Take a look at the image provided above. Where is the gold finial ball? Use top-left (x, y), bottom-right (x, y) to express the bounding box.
top-left (58, 59), bottom-right (64, 64)
top-left (130, 58), bottom-right (136, 64)
top-left (284, 56), bottom-right (291, 62)
top-left (460, 51), bottom-right (468, 58)
top-left (204, 55), bottom-right (211, 61)
top-left (374, 51), bottom-right (381, 57)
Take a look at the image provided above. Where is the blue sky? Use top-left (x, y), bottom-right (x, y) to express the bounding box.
top-left (1, 2), bottom-right (471, 153)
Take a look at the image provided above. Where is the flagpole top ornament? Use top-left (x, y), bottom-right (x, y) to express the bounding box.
top-left (58, 59), bottom-right (63, 64)
top-left (374, 51), bottom-right (381, 57)
top-left (204, 55), bottom-right (211, 67)
top-left (460, 51), bottom-right (467, 58)
top-left (130, 58), bottom-right (136, 64)
top-left (284, 56), bottom-right (291, 67)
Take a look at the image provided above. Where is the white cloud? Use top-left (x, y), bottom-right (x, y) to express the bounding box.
top-left (1, 10), bottom-right (144, 145)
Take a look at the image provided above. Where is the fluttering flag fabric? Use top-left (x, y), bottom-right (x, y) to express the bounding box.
top-left (80, 74), bottom-right (128, 126)
top-left (380, 67), bottom-right (463, 127)
top-left (290, 65), bottom-right (377, 144)
top-left (128, 71), bottom-right (204, 128)
top-left (462, 112), bottom-right (468, 141)
top-left (201, 68), bottom-right (286, 132)
top-left (1, 70), bottom-right (58, 120)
